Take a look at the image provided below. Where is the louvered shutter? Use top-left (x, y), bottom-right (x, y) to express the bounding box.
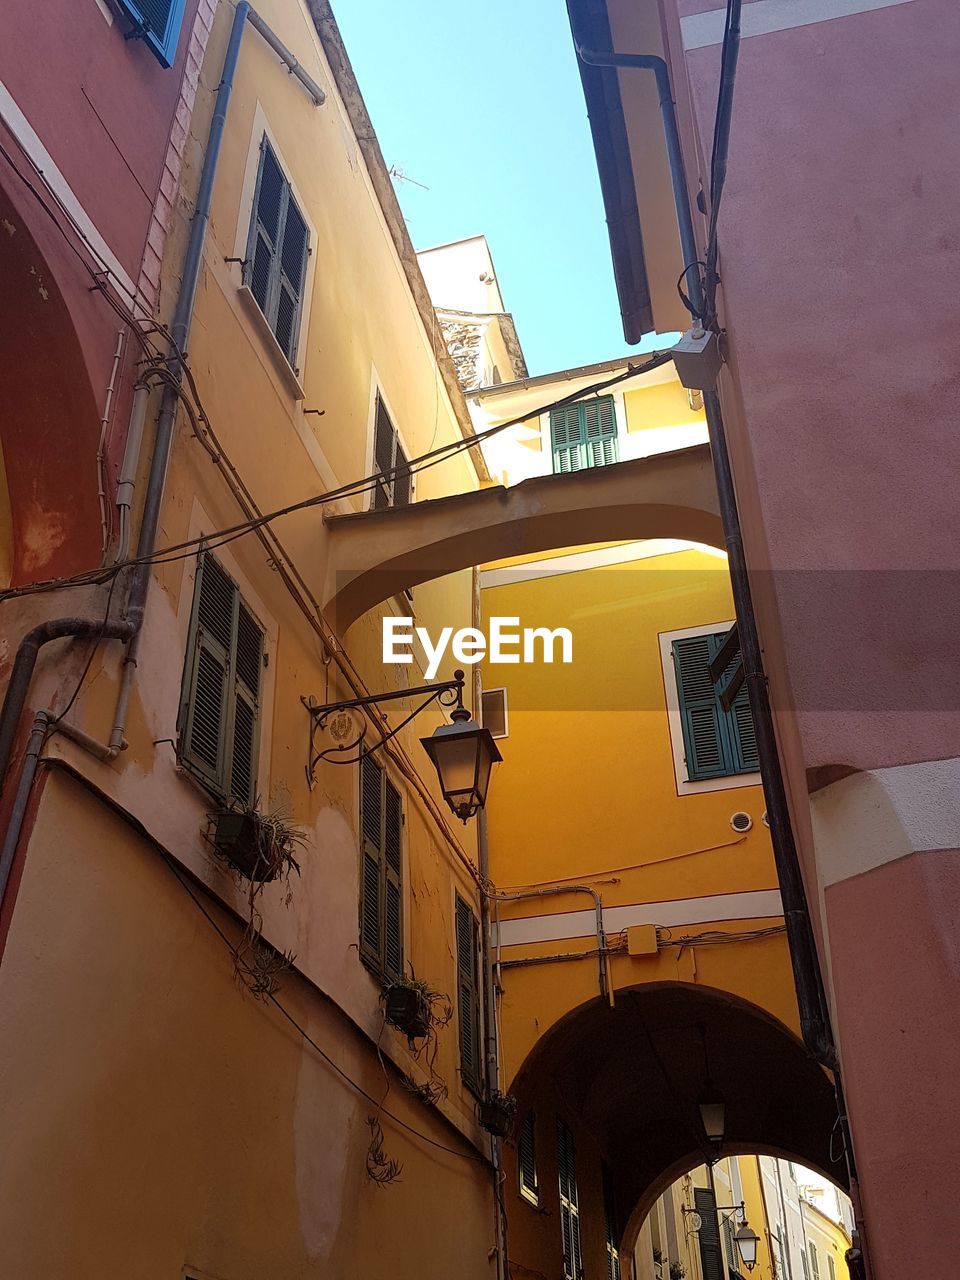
top-left (117, 0), bottom-right (186, 66)
top-left (245, 138), bottom-right (309, 369)
top-left (360, 756), bottom-right (384, 963)
top-left (550, 404), bottom-right (583, 474)
top-left (557, 1122), bottom-right (582, 1280)
top-left (359, 757), bottom-right (404, 979)
top-left (518, 1112), bottom-right (538, 1201)
top-left (383, 778), bottom-right (404, 980)
top-left (603, 1164), bottom-right (622, 1280)
top-left (673, 635), bottom-right (727, 779)
top-left (583, 397), bottom-right (619, 468)
top-left (372, 395), bottom-right (410, 509)
top-left (455, 895), bottom-right (482, 1092)
top-left (179, 553), bottom-right (263, 803)
top-left (695, 1188), bottom-right (724, 1280)
top-left (809, 1245), bottom-right (821, 1280)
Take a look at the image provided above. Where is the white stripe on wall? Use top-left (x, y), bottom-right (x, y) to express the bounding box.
top-left (493, 888), bottom-right (783, 948)
top-left (681, 0), bottom-right (918, 51)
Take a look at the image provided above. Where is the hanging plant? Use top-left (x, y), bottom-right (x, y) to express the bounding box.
top-left (381, 975), bottom-right (450, 1043)
top-left (211, 802), bottom-right (305, 884)
top-left (670, 1263), bottom-right (686, 1280)
top-left (479, 1089), bottom-right (518, 1138)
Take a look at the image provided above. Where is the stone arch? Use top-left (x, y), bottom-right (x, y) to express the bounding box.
top-left (322, 444), bottom-right (722, 632)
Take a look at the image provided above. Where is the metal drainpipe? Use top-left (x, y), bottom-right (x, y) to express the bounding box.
top-left (0, 4), bottom-right (324, 889)
top-left (575, 44), bottom-right (836, 1071)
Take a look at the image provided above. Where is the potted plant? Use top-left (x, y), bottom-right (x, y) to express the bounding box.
top-left (479, 1089), bottom-right (518, 1138)
top-left (383, 976), bottom-right (434, 1041)
top-left (670, 1263), bottom-right (686, 1280)
top-left (212, 802), bottom-right (304, 884)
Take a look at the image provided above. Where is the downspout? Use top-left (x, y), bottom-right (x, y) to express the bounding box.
top-left (0, 4), bottom-right (323, 891)
top-left (473, 569), bottom-right (508, 1280)
top-left (576, 44), bottom-right (836, 1071)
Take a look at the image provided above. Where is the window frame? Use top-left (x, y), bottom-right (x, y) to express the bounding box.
top-left (243, 135), bottom-right (311, 374)
top-left (177, 550), bottom-right (265, 807)
top-left (602, 1162), bottom-right (622, 1280)
top-left (369, 390), bottom-right (413, 511)
top-left (556, 1120), bottom-right (584, 1280)
top-left (116, 0), bottom-right (187, 67)
top-left (359, 755), bottom-right (404, 983)
top-left (481, 687), bottom-right (509, 740)
top-left (659, 621), bottom-right (762, 795)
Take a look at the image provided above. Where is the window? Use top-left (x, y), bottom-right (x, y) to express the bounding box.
top-left (556, 1121), bottom-right (583, 1280)
top-left (671, 630), bottom-right (759, 780)
top-left (359, 756), bottom-right (403, 980)
top-left (694, 1188), bottom-right (724, 1280)
top-left (827, 1256), bottom-right (836, 1280)
top-left (518, 1112), bottom-right (538, 1204)
top-left (245, 138), bottom-right (310, 370)
top-left (455, 894), bottom-right (483, 1093)
top-left (550, 396), bottom-right (618, 473)
top-left (801, 1249), bottom-right (810, 1280)
top-left (117, 0), bottom-right (186, 66)
top-left (602, 1163), bottom-right (621, 1280)
top-left (372, 394), bottom-right (411, 509)
top-left (809, 1243), bottom-right (821, 1280)
top-left (178, 552), bottom-right (264, 805)
top-left (481, 688), bottom-right (508, 739)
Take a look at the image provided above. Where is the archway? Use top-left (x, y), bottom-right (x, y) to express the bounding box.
top-left (503, 984), bottom-right (845, 1280)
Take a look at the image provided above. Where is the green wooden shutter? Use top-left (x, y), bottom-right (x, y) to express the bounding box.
top-left (695, 1188), bottom-right (724, 1280)
top-left (550, 404), bottom-right (584, 473)
top-left (383, 778), bottom-right (404, 980)
top-left (673, 634), bottom-right (728, 779)
top-left (372, 395), bottom-right (410, 509)
top-left (673, 631), bottom-right (759, 780)
top-left (360, 756), bottom-right (384, 964)
top-left (518, 1112), bottom-right (538, 1202)
top-left (455, 895), bottom-right (482, 1092)
top-left (583, 397), bottom-right (619, 468)
top-left (246, 139), bottom-right (309, 368)
top-left (179, 553), bottom-right (264, 803)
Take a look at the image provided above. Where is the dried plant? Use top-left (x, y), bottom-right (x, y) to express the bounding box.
top-left (365, 1115), bottom-right (402, 1186)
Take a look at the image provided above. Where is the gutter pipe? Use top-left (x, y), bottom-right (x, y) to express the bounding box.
top-left (0, 4), bottom-right (323, 893)
top-left (575, 45), bottom-right (836, 1069)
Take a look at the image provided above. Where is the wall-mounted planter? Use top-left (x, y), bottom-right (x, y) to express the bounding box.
top-left (479, 1092), bottom-right (517, 1138)
top-left (384, 983), bottom-right (432, 1041)
top-left (213, 809), bottom-right (286, 883)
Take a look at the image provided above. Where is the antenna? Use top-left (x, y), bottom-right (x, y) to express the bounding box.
top-left (388, 164), bottom-right (430, 191)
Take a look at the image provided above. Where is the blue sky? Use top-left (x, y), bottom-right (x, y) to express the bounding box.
top-left (333, 0), bottom-right (656, 375)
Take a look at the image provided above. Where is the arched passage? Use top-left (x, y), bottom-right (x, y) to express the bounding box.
top-left (0, 181), bottom-right (106, 584)
top-left (322, 443), bottom-right (722, 630)
top-left (504, 983), bottom-right (845, 1275)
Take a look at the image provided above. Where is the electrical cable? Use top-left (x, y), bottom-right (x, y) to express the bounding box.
top-left (0, 348), bottom-right (675, 605)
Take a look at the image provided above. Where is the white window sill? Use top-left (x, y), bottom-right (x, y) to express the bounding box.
top-left (237, 284), bottom-right (305, 402)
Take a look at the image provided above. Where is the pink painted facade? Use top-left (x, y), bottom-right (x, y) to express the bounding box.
top-left (650, 1), bottom-right (960, 1273)
top-left (0, 0), bottom-right (214, 584)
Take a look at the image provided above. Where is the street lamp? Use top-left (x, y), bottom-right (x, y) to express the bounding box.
top-left (304, 668), bottom-right (500, 823)
top-left (698, 1083), bottom-right (725, 1147)
top-left (734, 1219), bottom-right (760, 1271)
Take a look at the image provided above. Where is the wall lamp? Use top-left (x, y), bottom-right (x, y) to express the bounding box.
top-left (683, 1200), bottom-right (760, 1272)
top-left (303, 669), bottom-right (501, 822)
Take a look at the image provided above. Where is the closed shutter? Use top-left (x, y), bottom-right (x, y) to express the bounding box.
top-left (179, 553), bottom-right (263, 804)
top-left (672, 630), bottom-right (760, 780)
top-left (583, 397), bottom-right (619, 468)
top-left (117, 0), bottom-right (186, 66)
top-left (557, 1122), bottom-right (583, 1280)
top-left (359, 756), bottom-right (404, 979)
top-left (603, 1163), bottom-right (622, 1280)
top-left (827, 1255), bottom-right (836, 1280)
top-left (246, 138), bottom-right (309, 368)
top-left (372, 395), bottom-right (410, 509)
top-left (550, 396), bottom-right (618, 473)
top-left (551, 404), bottom-right (583, 473)
top-left (455, 894), bottom-right (482, 1092)
top-left (809, 1244), bottom-right (821, 1280)
top-left (695, 1188), bottom-right (724, 1280)
top-left (518, 1112), bottom-right (538, 1202)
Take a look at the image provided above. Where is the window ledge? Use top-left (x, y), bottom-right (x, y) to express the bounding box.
top-left (237, 285), bottom-right (305, 402)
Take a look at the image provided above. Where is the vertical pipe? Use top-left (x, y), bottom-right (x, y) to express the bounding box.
top-left (0, 713), bottom-right (49, 908)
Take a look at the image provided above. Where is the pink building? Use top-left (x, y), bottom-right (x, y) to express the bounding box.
top-left (566, 0), bottom-right (960, 1274)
